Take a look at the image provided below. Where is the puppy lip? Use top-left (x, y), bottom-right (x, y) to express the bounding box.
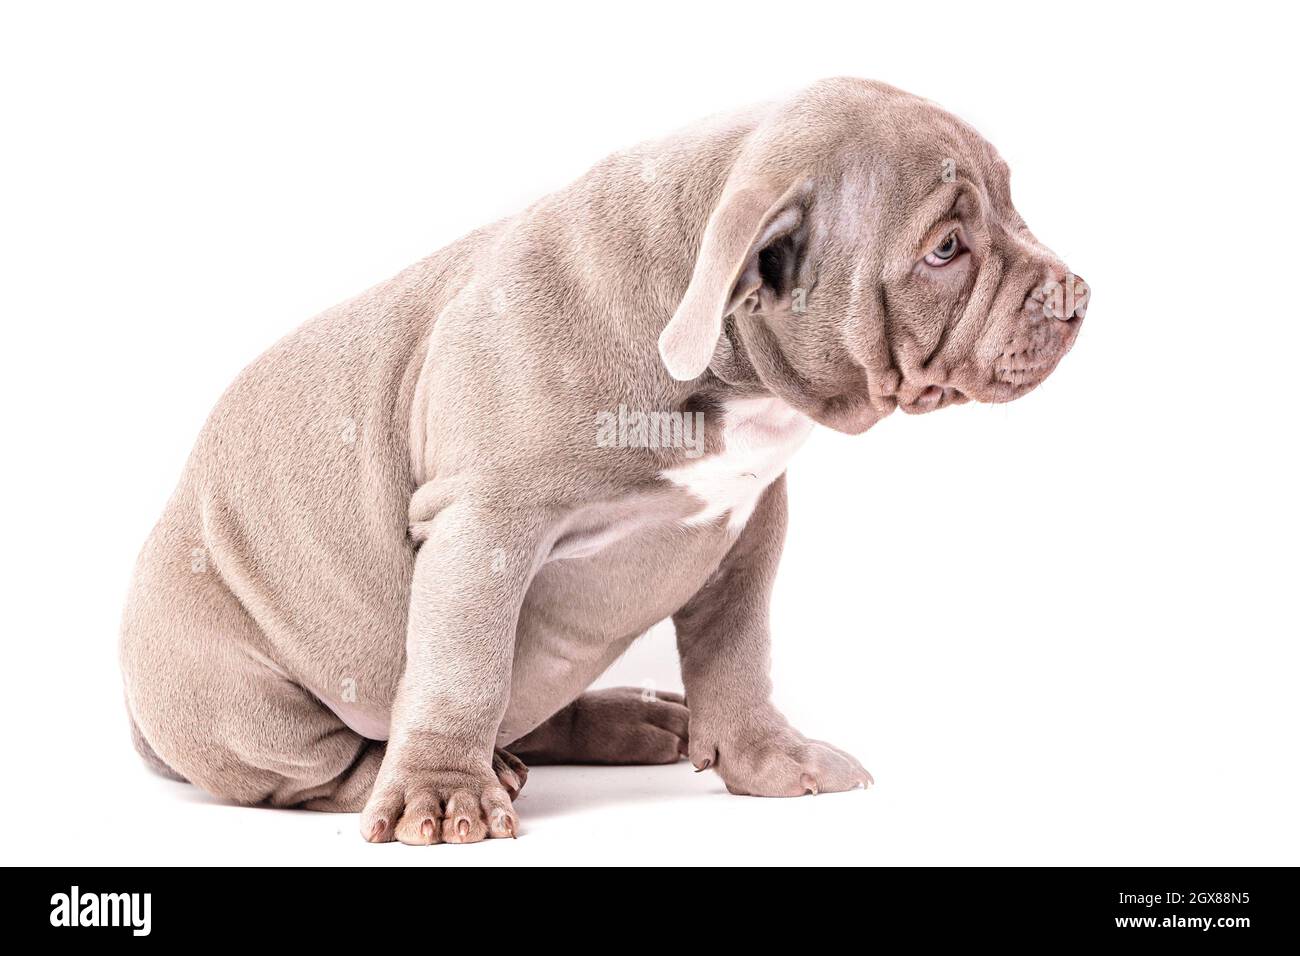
top-left (983, 379), bottom-right (1038, 403)
top-left (902, 385), bottom-right (963, 413)
top-left (991, 348), bottom-right (1067, 395)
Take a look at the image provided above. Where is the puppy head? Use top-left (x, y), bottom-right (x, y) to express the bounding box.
top-left (659, 79), bottom-right (1087, 430)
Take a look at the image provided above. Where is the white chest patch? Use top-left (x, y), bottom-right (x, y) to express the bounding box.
top-left (660, 396), bottom-right (814, 533)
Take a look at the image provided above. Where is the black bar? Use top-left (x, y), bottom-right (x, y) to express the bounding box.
top-left (9, 867), bottom-right (1292, 943)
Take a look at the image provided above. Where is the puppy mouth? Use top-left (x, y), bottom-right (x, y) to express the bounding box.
top-left (988, 348), bottom-right (1070, 401)
top-left (985, 380), bottom-right (1037, 403)
top-left (902, 385), bottom-right (967, 414)
top-left (985, 318), bottom-right (1081, 401)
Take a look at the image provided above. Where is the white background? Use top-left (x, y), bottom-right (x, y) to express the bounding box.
top-left (3, 2), bottom-right (1297, 866)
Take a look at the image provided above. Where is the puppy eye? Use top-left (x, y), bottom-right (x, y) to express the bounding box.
top-left (924, 231), bottom-right (963, 267)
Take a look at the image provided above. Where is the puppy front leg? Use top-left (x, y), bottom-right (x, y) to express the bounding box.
top-left (361, 501), bottom-right (547, 845)
top-left (674, 476), bottom-right (873, 797)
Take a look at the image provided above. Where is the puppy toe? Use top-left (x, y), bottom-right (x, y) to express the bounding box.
top-left (394, 794), bottom-right (444, 846)
top-left (360, 787), bottom-right (405, 843)
top-left (481, 787), bottom-right (520, 839)
top-left (645, 699), bottom-right (690, 743)
top-left (442, 789), bottom-right (490, 844)
top-left (492, 747), bottom-right (529, 798)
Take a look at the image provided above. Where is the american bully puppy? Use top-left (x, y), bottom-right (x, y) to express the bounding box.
top-left (121, 78), bottom-right (1087, 845)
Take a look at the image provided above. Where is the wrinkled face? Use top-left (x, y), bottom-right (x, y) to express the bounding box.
top-left (873, 107), bottom-right (1087, 414)
top-left (658, 80), bottom-right (1086, 432)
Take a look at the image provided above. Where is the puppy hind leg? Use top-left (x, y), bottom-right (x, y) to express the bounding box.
top-left (129, 712), bottom-right (187, 783)
top-left (128, 625), bottom-right (525, 813)
top-left (124, 549), bottom-right (387, 812)
top-left (132, 636), bottom-right (388, 813)
top-left (507, 687), bottom-right (689, 765)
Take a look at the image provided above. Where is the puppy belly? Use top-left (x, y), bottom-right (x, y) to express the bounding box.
top-left (496, 522), bottom-right (733, 744)
top-left (309, 614), bottom-right (643, 746)
top-left (315, 690), bottom-right (394, 741)
top-left (496, 623), bottom-right (642, 745)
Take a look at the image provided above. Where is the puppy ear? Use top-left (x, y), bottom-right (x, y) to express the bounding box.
top-left (658, 176), bottom-right (812, 381)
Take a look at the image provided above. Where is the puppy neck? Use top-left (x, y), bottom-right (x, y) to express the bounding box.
top-left (716, 315), bottom-right (898, 435)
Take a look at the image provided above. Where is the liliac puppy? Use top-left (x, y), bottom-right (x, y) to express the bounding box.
top-left (121, 78), bottom-right (1087, 844)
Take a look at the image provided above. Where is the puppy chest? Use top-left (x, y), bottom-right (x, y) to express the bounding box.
top-left (541, 396), bottom-right (812, 574)
top-left (659, 396), bottom-right (813, 532)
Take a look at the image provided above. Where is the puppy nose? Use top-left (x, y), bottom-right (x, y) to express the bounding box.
top-left (1036, 271), bottom-right (1089, 321)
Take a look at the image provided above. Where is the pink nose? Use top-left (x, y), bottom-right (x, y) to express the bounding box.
top-left (1040, 272), bottom-right (1089, 321)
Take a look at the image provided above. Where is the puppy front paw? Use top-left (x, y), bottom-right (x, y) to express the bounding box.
top-left (690, 709), bottom-right (873, 797)
top-left (361, 764), bottom-right (519, 846)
